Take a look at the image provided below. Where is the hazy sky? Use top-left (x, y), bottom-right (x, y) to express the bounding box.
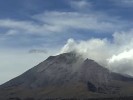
top-left (1, 0), bottom-right (133, 84)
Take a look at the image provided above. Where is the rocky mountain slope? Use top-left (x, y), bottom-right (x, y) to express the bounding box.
top-left (0, 52), bottom-right (133, 100)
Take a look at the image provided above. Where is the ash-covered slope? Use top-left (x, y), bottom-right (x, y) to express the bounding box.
top-left (0, 53), bottom-right (112, 89)
top-left (1, 53), bottom-right (83, 88)
top-left (0, 52), bottom-right (133, 99)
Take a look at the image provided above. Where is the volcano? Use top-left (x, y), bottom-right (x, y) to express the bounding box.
top-left (0, 52), bottom-right (133, 100)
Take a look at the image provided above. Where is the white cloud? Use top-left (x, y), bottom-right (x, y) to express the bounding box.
top-left (0, 19), bottom-right (64, 37)
top-left (109, 49), bottom-right (133, 63)
top-left (6, 30), bottom-right (19, 36)
top-left (113, 0), bottom-right (133, 7)
top-left (60, 38), bottom-right (77, 53)
top-left (123, 0), bottom-right (133, 4)
top-left (60, 31), bottom-right (133, 76)
top-left (70, 0), bottom-right (92, 10)
top-left (60, 38), bottom-right (111, 66)
top-left (0, 10), bottom-right (129, 38)
top-left (34, 11), bottom-right (127, 33)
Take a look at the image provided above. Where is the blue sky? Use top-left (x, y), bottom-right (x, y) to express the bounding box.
top-left (0, 0), bottom-right (133, 49)
top-left (1, 0), bottom-right (133, 84)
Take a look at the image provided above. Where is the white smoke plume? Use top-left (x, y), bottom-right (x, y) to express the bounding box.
top-left (60, 31), bottom-right (133, 76)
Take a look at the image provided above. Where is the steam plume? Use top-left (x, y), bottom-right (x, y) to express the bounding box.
top-left (60, 31), bottom-right (133, 76)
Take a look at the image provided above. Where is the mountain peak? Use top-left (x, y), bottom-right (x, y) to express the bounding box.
top-left (84, 58), bottom-right (94, 62)
top-left (45, 52), bottom-right (79, 65)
